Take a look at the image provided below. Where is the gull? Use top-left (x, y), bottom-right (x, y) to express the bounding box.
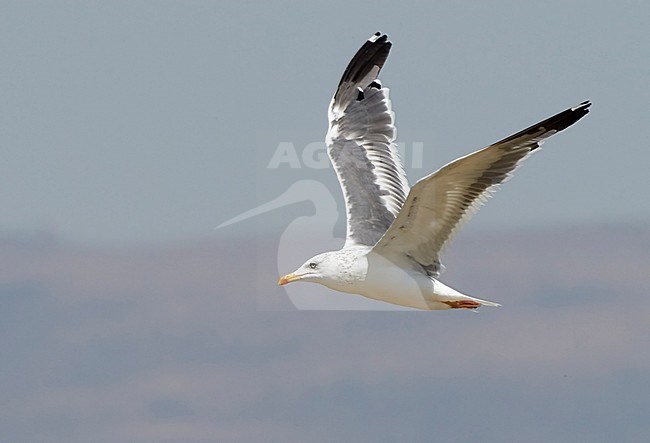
top-left (278, 32), bottom-right (590, 310)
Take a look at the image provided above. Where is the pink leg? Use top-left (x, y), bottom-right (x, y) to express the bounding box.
top-left (442, 300), bottom-right (481, 309)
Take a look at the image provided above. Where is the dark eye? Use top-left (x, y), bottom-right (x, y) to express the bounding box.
top-left (309, 262), bottom-right (317, 269)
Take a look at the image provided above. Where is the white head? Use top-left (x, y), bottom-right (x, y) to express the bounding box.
top-left (278, 250), bottom-right (354, 289)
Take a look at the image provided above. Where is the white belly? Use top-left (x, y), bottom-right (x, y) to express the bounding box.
top-left (315, 249), bottom-right (482, 310)
top-left (341, 251), bottom-right (454, 310)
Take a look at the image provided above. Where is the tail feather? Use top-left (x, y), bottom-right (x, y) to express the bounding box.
top-left (433, 280), bottom-right (501, 308)
top-left (471, 296), bottom-right (501, 307)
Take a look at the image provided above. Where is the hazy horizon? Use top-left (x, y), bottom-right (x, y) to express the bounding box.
top-left (2, 223), bottom-right (650, 441)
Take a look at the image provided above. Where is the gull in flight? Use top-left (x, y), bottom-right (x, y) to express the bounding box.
top-left (278, 32), bottom-right (590, 310)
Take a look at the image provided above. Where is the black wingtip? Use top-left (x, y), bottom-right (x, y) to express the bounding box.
top-left (554, 100), bottom-right (591, 132)
top-left (337, 33), bottom-right (392, 88)
top-left (495, 100), bottom-right (592, 146)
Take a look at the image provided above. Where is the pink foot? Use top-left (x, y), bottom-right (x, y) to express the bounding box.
top-left (442, 300), bottom-right (481, 309)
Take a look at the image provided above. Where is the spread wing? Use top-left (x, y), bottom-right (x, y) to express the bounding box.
top-left (326, 33), bottom-right (410, 248)
top-left (373, 101), bottom-right (591, 276)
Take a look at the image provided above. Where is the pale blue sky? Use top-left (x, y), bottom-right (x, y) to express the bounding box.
top-left (1, 0), bottom-right (649, 247)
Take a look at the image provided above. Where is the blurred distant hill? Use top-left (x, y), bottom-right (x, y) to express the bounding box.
top-left (2, 223), bottom-right (647, 309)
top-left (1, 224), bottom-right (648, 442)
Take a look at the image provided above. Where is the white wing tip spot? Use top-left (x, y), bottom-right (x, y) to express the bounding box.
top-left (368, 32), bottom-right (383, 42)
top-left (571, 100), bottom-right (591, 111)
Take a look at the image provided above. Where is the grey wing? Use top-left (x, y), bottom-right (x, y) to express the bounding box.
top-left (373, 101), bottom-right (591, 276)
top-left (326, 33), bottom-right (410, 247)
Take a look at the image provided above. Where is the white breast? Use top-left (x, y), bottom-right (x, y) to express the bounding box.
top-left (348, 251), bottom-right (434, 310)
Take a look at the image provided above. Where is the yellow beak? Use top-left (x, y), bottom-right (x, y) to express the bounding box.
top-left (278, 273), bottom-right (301, 286)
